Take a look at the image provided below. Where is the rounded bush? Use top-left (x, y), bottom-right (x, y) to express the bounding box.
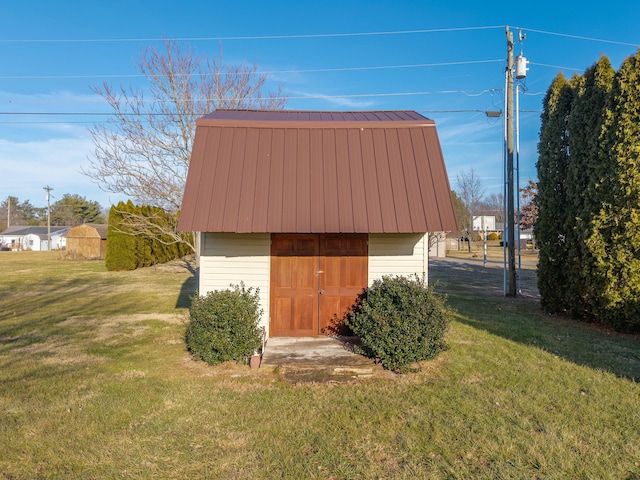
top-left (345, 275), bottom-right (452, 372)
top-left (185, 284), bottom-right (263, 365)
top-left (487, 232), bottom-right (501, 241)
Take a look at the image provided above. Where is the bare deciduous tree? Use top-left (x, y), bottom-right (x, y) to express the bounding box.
top-left (519, 180), bottom-right (538, 230)
top-left (84, 40), bottom-right (287, 251)
top-left (482, 192), bottom-right (504, 225)
top-left (455, 169), bottom-right (485, 251)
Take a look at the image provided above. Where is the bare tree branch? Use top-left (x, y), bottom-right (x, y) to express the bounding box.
top-left (520, 180), bottom-right (539, 230)
top-left (455, 169), bottom-right (485, 251)
top-left (83, 39), bottom-right (287, 251)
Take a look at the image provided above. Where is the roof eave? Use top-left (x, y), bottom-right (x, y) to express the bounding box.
top-left (195, 118), bottom-right (436, 129)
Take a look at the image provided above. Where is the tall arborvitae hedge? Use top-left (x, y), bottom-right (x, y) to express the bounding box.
top-left (585, 51), bottom-right (640, 332)
top-left (105, 202), bottom-right (192, 271)
top-left (565, 56), bottom-right (614, 319)
top-left (105, 201), bottom-right (137, 271)
top-left (535, 72), bottom-right (576, 313)
top-left (536, 51), bottom-right (640, 332)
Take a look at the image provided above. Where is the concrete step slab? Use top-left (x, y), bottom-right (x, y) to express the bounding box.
top-left (260, 336), bottom-right (377, 382)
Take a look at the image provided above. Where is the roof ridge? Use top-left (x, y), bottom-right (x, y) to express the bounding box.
top-left (200, 109), bottom-right (433, 124)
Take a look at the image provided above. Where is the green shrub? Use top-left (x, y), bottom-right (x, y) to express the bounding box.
top-left (487, 232), bottom-right (500, 241)
top-left (105, 201), bottom-right (136, 271)
top-left (346, 275), bottom-right (452, 372)
top-left (105, 201), bottom-right (193, 271)
top-left (185, 284), bottom-right (264, 365)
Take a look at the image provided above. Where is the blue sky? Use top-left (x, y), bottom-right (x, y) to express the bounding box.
top-left (1, 0), bottom-right (639, 210)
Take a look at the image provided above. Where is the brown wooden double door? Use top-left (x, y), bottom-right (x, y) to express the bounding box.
top-left (270, 234), bottom-right (368, 337)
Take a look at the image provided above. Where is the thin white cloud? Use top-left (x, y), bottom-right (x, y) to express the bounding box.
top-left (286, 89), bottom-right (376, 109)
top-left (0, 89), bottom-right (106, 108)
top-left (0, 136), bottom-right (121, 207)
top-left (0, 89), bottom-right (111, 143)
top-left (436, 115), bottom-right (503, 145)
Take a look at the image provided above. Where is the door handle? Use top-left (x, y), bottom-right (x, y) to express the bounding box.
top-left (319, 290), bottom-right (325, 295)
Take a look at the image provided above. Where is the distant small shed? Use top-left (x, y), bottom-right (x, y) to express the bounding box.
top-left (66, 223), bottom-right (108, 259)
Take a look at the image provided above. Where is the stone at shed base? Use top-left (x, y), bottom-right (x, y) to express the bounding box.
top-left (249, 354), bottom-right (261, 369)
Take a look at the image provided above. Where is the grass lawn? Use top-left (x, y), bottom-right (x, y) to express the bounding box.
top-left (1, 251), bottom-right (639, 479)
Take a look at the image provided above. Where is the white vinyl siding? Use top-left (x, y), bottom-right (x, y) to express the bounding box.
top-left (199, 232), bottom-right (271, 336)
top-left (197, 232), bottom-right (430, 337)
top-left (368, 233), bottom-right (428, 285)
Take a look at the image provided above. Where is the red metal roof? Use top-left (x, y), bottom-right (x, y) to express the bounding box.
top-left (178, 110), bottom-right (458, 234)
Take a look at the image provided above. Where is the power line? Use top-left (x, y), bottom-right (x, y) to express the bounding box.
top-left (530, 61), bottom-right (583, 72)
top-left (0, 88), bottom-right (500, 116)
top-left (521, 27), bottom-right (640, 48)
top-left (0, 89), bottom-right (503, 109)
top-left (1, 25), bottom-right (636, 49)
top-left (0, 109), bottom-right (510, 125)
top-left (0, 26), bottom-right (503, 43)
top-left (0, 121), bottom-right (111, 124)
top-left (0, 59), bottom-right (504, 80)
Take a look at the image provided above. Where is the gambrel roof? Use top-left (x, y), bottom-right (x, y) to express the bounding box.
top-left (178, 110), bottom-right (458, 233)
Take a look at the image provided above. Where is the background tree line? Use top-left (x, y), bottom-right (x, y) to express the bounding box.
top-left (1, 194), bottom-right (105, 231)
top-left (536, 51), bottom-right (640, 333)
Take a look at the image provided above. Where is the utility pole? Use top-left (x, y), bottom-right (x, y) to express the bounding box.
top-left (505, 26), bottom-right (517, 296)
top-left (44, 185), bottom-right (53, 251)
top-left (7, 197), bottom-right (10, 229)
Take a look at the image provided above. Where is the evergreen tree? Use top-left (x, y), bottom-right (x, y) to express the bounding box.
top-left (105, 200), bottom-right (191, 271)
top-left (135, 205), bottom-right (154, 268)
top-left (586, 50), bottom-right (640, 332)
top-left (536, 72), bottom-right (576, 312)
top-left (565, 56), bottom-right (614, 318)
top-left (50, 194), bottom-right (104, 226)
top-left (0, 197), bottom-right (44, 228)
top-left (105, 201), bottom-right (137, 271)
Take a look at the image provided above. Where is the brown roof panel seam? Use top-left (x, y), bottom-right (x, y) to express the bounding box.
top-left (397, 128), bottom-right (419, 232)
top-left (236, 127), bottom-right (259, 233)
top-left (336, 128), bottom-right (355, 233)
top-left (375, 128), bottom-right (398, 233)
top-left (253, 128), bottom-right (273, 232)
top-left (323, 128), bottom-right (340, 232)
top-left (421, 128), bottom-right (441, 232)
top-left (348, 128), bottom-right (369, 232)
top-left (295, 128), bottom-right (311, 233)
top-left (199, 127), bottom-right (221, 231)
top-left (411, 128), bottom-right (434, 232)
top-left (224, 127), bottom-right (248, 232)
top-left (359, 128), bottom-right (383, 232)
top-left (268, 128), bottom-right (286, 232)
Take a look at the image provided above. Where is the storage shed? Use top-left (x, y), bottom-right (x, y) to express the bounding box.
top-left (65, 223), bottom-right (108, 259)
top-left (178, 110), bottom-right (458, 337)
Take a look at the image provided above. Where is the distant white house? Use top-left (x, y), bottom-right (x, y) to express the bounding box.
top-left (473, 215), bottom-right (496, 232)
top-left (0, 226), bottom-right (70, 251)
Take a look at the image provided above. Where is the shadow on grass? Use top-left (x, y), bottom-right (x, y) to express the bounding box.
top-left (176, 275), bottom-right (197, 309)
top-left (175, 259), bottom-right (198, 309)
top-left (430, 258), bottom-right (640, 382)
